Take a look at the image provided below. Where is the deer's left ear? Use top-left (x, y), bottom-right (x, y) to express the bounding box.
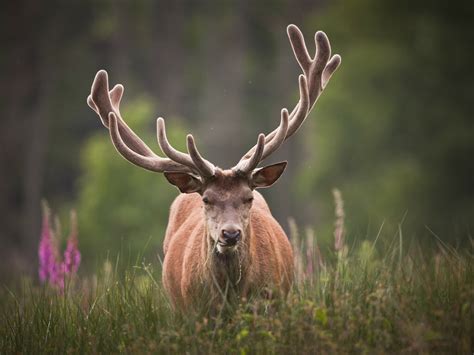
top-left (250, 161), bottom-right (287, 189)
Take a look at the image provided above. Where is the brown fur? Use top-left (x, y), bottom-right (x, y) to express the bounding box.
top-left (162, 170), bottom-right (294, 310)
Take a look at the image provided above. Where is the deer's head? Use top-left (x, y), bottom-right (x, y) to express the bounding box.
top-left (87, 25), bottom-right (341, 254)
top-left (164, 163), bottom-right (287, 253)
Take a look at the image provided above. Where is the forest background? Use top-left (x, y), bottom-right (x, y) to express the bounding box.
top-left (1, 0), bottom-right (472, 280)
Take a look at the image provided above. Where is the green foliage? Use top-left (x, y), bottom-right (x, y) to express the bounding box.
top-left (1, 234), bottom-right (472, 353)
top-left (297, 0), bottom-right (474, 241)
top-left (76, 97), bottom-right (188, 266)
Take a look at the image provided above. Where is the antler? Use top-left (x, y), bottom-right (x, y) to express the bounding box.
top-left (234, 24), bottom-right (341, 174)
top-left (88, 24), bottom-right (339, 177)
top-left (87, 70), bottom-right (215, 177)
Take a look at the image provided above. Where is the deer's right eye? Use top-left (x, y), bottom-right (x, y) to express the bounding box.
top-left (202, 197), bottom-right (210, 205)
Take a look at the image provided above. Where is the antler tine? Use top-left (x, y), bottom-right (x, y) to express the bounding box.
top-left (282, 74), bottom-right (310, 139)
top-left (156, 118), bottom-right (196, 169)
top-left (235, 134), bottom-right (266, 174)
top-left (287, 24), bottom-right (312, 77)
top-left (186, 135), bottom-right (215, 177)
top-left (89, 71), bottom-right (114, 127)
top-left (109, 84), bottom-right (124, 109)
top-left (260, 108), bottom-right (289, 161)
top-left (108, 113), bottom-right (189, 172)
top-left (87, 83), bottom-right (123, 117)
top-left (236, 25), bottom-right (341, 170)
top-left (322, 54), bottom-right (341, 89)
top-left (308, 31), bottom-right (333, 103)
top-left (157, 118), bottom-right (216, 177)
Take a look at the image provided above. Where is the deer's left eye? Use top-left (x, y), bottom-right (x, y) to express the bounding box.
top-left (244, 197), bottom-right (254, 204)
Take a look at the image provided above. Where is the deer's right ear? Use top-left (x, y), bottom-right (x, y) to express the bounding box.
top-left (164, 172), bottom-right (202, 193)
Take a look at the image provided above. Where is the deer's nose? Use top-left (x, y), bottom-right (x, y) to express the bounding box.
top-left (221, 229), bottom-right (241, 245)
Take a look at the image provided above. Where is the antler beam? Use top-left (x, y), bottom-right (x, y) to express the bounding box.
top-left (234, 25), bottom-right (341, 172)
top-left (87, 70), bottom-right (214, 176)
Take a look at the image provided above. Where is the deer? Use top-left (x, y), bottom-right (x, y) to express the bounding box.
top-left (86, 24), bottom-right (341, 310)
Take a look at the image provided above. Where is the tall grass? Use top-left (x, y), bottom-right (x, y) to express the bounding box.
top-left (1, 197), bottom-right (472, 353)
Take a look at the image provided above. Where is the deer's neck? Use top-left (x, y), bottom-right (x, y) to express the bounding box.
top-left (202, 226), bottom-right (252, 291)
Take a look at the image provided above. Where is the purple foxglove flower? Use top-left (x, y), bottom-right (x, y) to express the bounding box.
top-left (63, 210), bottom-right (81, 274)
top-left (38, 203), bottom-right (81, 289)
top-left (50, 261), bottom-right (65, 289)
top-left (38, 203), bottom-right (55, 283)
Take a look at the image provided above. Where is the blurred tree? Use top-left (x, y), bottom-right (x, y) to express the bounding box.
top-left (297, 0), bottom-right (474, 242)
top-left (0, 0), bottom-right (97, 270)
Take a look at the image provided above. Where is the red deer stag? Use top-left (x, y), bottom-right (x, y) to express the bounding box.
top-left (87, 25), bottom-right (340, 310)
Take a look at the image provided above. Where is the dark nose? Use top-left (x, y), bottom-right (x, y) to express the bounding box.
top-left (222, 229), bottom-right (241, 245)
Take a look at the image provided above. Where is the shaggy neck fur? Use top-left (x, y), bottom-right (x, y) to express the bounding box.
top-left (201, 225), bottom-right (251, 299)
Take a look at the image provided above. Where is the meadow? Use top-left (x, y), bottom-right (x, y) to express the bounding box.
top-left (1, 212), bottom-right (472, 354)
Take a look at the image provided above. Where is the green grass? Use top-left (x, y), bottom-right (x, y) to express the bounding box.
top-left (1, 228), bottom-right (472, 354)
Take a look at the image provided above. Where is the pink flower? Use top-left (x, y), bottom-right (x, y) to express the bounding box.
top-left (38, 202), bottom-right (81, 289)
top-left (62, 211), bottom-right (81, 274)
top-left (50, 261), bottom-right (65, 289)
top-left (38, 203), bottom-right (55, 282)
